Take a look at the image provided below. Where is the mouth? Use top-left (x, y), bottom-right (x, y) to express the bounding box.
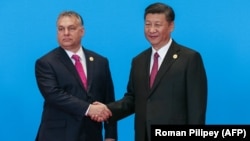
top-left (148, 35), bottom-right (158, 39)
top-left (62, 38), bottom-right (72, 42)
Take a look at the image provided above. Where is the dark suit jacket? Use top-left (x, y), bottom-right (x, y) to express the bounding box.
top-left (35, 47), bottom-right (117, 141)
top-left (107, 40), bottom-right (207, 141)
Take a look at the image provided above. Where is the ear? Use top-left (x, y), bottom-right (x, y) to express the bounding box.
top-left (169, 21), bottom-right (174, 32)
top-left (80, 26), bottom-right (85, 36)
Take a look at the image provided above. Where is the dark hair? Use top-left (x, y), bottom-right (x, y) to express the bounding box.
top-left (57, 11), bottom-right (84, 26)
top-left (144, 2), bottom-right (175, 22)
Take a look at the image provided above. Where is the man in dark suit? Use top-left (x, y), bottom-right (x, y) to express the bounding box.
top-left (35, 11), bottom-right (117, 141)
top-left (92, 2), bottom-right (207, 141)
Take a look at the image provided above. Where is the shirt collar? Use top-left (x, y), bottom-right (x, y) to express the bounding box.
top-left (65, 46), bottom-right (84, 60)
top-left (151, 38), bottom-right (172, 59)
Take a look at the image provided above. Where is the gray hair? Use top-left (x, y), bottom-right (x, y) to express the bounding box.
top-left (57, 11), bottom-right (84, 26)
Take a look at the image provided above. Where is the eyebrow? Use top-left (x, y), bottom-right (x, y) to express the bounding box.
top-left (57, 24), bottom-right (78, 28)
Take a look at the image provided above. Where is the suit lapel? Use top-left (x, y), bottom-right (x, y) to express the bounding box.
top-left (143, 49), bottom-right (153, 93)
top-left (56, 47), bottom-right (86, 91)
top-left (149, 41), bottom-right (180, 95)
top-left (84, 49), bottom-right (94, 92)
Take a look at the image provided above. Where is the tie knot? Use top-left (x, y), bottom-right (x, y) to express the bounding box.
top-left (72, 54), bottom-right (80, 61)
top-left (154, 52), bottom-right (159, 59)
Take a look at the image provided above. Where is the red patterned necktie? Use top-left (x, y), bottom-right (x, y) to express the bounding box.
top-left (72, 54), bottom-right (88, 89)
top-left (150, 52), bottom-right (159, 88)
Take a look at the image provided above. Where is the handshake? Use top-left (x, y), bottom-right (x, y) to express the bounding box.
top-left (87, 101), bottom-right (112, 122)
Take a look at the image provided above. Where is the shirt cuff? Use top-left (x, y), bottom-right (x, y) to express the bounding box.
top-left (85, 104), bottom-right (91, 116)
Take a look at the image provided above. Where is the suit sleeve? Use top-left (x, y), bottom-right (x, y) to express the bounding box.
top-left (186, 52), bottom-right (207, 124)
top-left (107, 60), bottom-right (135, 123)
top-left (35, 58), bottom-right (89, 120)
top-left (103, 60), bottom-right (117, 139)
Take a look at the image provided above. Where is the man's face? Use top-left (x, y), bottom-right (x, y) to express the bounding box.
top-left (144, 13), bottom-right (174, 50)
top-left (57, 16), bottom-right (84, 52)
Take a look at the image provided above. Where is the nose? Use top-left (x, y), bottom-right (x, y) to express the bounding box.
top-left (61, 28), bottom-right (69, 35)
top-left (63, 28), bottom-right (69, 35)
top-left (148, 26), bottom-right (156, 33)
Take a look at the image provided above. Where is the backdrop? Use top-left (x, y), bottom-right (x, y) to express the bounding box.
top-left (0, 0), bottom-right (250, 140)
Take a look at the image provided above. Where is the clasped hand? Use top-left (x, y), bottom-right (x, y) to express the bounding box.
top-left (87, 101), bottom-right (111, 122)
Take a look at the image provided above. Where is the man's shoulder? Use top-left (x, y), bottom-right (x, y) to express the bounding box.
top-left (84, 48), bottom-right (108, 61)
top-left (36, 47), bottom-right (61, 61)
top-left (135, 47), bottom-right (151, 58)
top-left (172, 40), bottom-right (200, 54)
